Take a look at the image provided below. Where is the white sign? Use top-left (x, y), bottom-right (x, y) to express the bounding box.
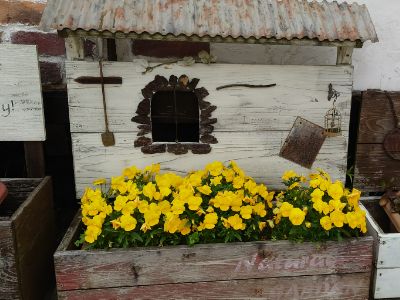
top-left (0, 44), bottom-right (45, 141)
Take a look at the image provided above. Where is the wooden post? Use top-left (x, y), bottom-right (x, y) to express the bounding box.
top-left (65, 37), bottom-right (84, 60)
top-left (24, 142), bottom-right (45, 177)
top-left (115, 39), bottom-right (134, 62)
top-left (336, 46), bottom-right (354, 65)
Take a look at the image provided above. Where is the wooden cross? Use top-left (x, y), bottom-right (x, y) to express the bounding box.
top-left (74, 61), bottom-right (123, 146)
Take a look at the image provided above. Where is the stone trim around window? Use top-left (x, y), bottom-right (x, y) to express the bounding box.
top-left (131, 75), bottom-right (218, 155)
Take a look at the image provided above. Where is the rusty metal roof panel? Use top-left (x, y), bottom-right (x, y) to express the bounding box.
top-left (40, 0), bottom-right (378, 44)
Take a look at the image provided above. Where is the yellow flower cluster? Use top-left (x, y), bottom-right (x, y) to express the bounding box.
top-left (78, 161), bottom-right (275, 247)
top-left (81, 188), bottom-right (112, 243)
top-left (78, 164), bottom-right (367, 248)
top-left (274, 169), bottom-right (367, 241)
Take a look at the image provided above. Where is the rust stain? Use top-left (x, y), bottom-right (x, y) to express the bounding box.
top-left (39, 0), bottom-right (378, 44)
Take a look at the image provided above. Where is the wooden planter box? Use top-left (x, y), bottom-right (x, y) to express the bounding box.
top-left (361, 198), bottom-right (400, 299)
top-left (55, 212), bottom-right (373, 300)
top-left (0, 177), bottom-right (55, 300)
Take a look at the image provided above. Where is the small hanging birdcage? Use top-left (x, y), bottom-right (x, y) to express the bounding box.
top-left (324, 84), bottom-right (342, 137)
top-left (324, 106), bottom-right (342, 137)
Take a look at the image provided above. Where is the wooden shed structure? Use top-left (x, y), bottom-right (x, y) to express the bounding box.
top-left (39, 0), bottom-right (378, 197)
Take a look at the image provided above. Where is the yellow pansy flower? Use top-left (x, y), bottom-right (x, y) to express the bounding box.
top-left (120, 214), bottom-right (137, 231)
top-left (123, 166), bottom-right (139, 179)
top-left (93, 178), bottom-right (106, 185)
top-left (327, 181), bottom-right (344, 200)
top-left (320, 216), bottom-right (332, 231)
top-left (197, 185), bottom-right (212, 195)
top-left (84, 225), bottom-right (102, 243)
top-left (233, 176), bottom-right (245, 189)
top-left (187, 196), bottom-right (202, 211)
top-left (280, 202), bottom-right (293, 217)
top-left (240, 205), bottom-right (253, 219)
top-left (282, 170), bottom-right (298, 181)
top-left (143, 182), bottom-right (157, 200)
top-left (227, 214), bottom-right (246, 230)
top-left (289, 208), bottom-right (305, 226)
top-left (203, 213), bottom-right (218, 229)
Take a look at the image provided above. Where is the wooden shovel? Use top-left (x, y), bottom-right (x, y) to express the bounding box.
top-left (99, 60), bottom-right (115, 147)
top-left (383, 92), bottom-right (400, 160)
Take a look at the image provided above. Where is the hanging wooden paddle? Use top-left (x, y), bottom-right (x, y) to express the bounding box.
top-left (98, 60), bottom-right (116, 146)
top-left (383, 92), bottom-right (400, 160)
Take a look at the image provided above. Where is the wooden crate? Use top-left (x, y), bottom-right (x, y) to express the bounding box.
top-left (354, 90), bottom-right (400, 192)
top-left (54, 212), bottom-right (373, 300)
top-left (361, 198), bottom-right (400, 299)
top-left (0, 177), bottom-right (55, 300)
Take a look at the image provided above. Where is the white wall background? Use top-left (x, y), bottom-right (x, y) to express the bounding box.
top-left (211, 0), bottom-right (400, 91)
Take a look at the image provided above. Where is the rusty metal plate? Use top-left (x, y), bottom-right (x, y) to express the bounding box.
top-left (279, 117), bottom-right (326, 169)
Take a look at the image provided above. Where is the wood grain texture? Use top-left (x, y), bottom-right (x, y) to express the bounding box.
top-left (71, 131), bottom-right (349, 196)
top-left (0, 44), bottom-right (46, 141)
top-left (354, 144), bottom-right (400, 192)
top-left (66, 62), bottom-right (353, 133)
top-left (55, 213), bottom-right (372, 291)
top-left (12, 177), bottom-right (56, 300)
top-left (0, 221), bottom-right (20, 299)
top-left (357, 91), bottom-right (400, 144)
top-left (58, 273), bottom-right (371, 300)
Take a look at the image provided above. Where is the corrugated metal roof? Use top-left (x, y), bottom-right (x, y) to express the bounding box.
top-left (40, 0), bottom-right (378, 46)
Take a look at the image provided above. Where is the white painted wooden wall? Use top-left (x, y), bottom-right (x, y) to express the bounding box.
top-left (66, 61), bottom-right (353, 196)
top-left (0, 44), bottom-right (45, 141)
top-left (361, 199), bottom-right (400, 299)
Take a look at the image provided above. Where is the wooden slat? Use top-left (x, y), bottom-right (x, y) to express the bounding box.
top-left (66, 62), bottom-right (353, 133)
top-left (374, 268), bottom-right (400, 299)
top-left (12, 177), bottom-right (56, 300)
top-left (24, 141), bottom-right (46, 178)
top-left (357, 91), bottom-right (400, 144)
top-left (0, 44), bottom-right (46, 141)
top-left (354, 144), bottom-right (400, 192)
top-left (336, 47), bottom-right (354, 65)
top-left (376, 233), bottom-right (400, 269)
top-left (65, 37), bottom-right (84, 60)
top-left (0, 221), bottom-right (20, 299)
top-left (58, 272), bottom-right (371, 300)
top-left (71, 131), bottom-right (349, 196)
top-left (54, 214), bottom-right (373, 292)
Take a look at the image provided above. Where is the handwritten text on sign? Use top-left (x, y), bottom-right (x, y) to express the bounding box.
top-left (0, 44), bottom-right (45, 141)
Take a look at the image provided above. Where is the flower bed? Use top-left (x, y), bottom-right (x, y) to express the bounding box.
top-left (55, 162), bottom-right (373, 299)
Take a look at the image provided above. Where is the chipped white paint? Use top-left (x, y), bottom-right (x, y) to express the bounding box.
top-left (0, 44), bottom-right (45, 141)
top-left (67, 61), bottom-right (352, 196)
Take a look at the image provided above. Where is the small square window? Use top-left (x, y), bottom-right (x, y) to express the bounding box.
top-left (151, 90), bottom-right (199, 143)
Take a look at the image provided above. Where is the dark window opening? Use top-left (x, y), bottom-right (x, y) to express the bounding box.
top-left (151, 90), bottom-right (199, 143)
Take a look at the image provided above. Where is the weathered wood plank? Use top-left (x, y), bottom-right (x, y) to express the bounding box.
top-left (0, 44), bottom-right (46, 141)
top-left (354, 144), bottom-right (400, 192)
top-left (0, 221), bottom-right (20, 299)
top-left (65, 37), bottom-right (84, 60)
top-left (66, 62), bottom-right (352, 133)
top-left (54, 213), bottom-right (372, 291)
top-left (357, 91), bottom-right (400, 144)
top-left (374, 268), bottom-right (400, 299)
top-left (58, 272), bottom-right (371, 300)
top-left (71, 131), bottom-right (349, 196)
top-left (336, 47), bottom-right (354, 65)
top-left (12, 177), bottom-right (56, 300)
